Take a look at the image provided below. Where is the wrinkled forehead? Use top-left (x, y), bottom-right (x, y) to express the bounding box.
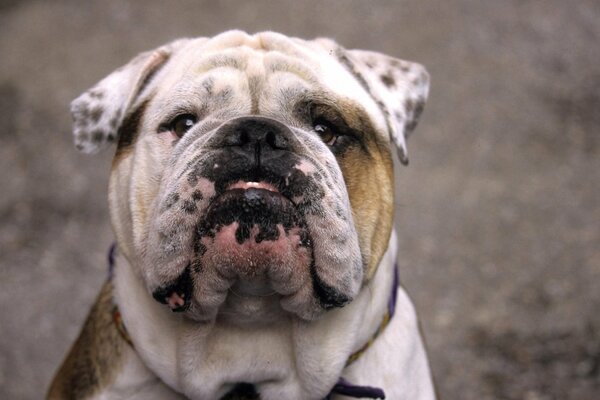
top-left (153, 32), bottom-right (387, 130)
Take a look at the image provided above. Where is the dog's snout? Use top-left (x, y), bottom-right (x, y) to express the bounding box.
top-left (216, 117), bottom-right (293, 165)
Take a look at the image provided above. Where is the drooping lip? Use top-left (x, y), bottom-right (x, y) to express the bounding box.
top-left (201, 179), bottom-right (302, 233)
top-left (204, 187), bottom-right (296, 221)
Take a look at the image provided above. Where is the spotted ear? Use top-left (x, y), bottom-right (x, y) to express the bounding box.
top-left (343, 49), bottom-right (430, 165)
top-left (71, 38), bottom-right (190, 153)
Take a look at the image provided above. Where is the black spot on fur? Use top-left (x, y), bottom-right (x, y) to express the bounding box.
top-left (299, 229), bottom-right (311, 247)
top-left (109, 116), bottom-right (120, 129)
top-left (91, 129), bottom-right (104, 143)
top-left (90, 106), bottom-right (104, 123)
top-left (235, 222), bottom-right (251, 244)
top-left (78, 104), bottom-right (90, 120)
top-left (88, 89), bottom-right (105, 99)
top-left (187, 172), bottom-right (199, 186)
top-left (255, 222), bottom-right (280, 243)
top-left (193, 240), bottom-right (207, 257)
top-left (165, 192), bottom-right (180, 209)
top-left (191, 260), bottom-right (203, 273)
top-left (380, 73), bottom-right (395, 88)
top-left (191, 190), bottom-right (203, 201)
top-left (182, 199), bottom-right (197, 214)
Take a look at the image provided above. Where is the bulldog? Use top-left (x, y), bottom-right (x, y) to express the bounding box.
top-left (48, 31), bottom-right (435, 400)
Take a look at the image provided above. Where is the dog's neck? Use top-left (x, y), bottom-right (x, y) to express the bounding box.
top-left (113, 230), bottom-right (398, 399)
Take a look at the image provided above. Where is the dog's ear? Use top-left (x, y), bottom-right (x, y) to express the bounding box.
top-left (340, 49), bottom-right (430, 165)
top-left (71, 38), bottom-right (191, 154)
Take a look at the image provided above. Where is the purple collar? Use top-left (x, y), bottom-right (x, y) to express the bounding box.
top-left (325, 377), bottom-right (386, 399)
top-left (325, 265), bottom-right (398, 399)
top-left (108, 244), bottom-right (397, 399)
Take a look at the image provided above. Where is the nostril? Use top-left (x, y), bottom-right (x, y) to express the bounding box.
top-left (265, 131), bottom-right (279, 149)
top-left (223, 383), bottom-right (258, 399)
top-left (238, 129), bottom-right (250, 146)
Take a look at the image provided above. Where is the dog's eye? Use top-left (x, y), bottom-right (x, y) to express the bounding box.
top-left (169, 114), bottom-right (197, 138)
top-left (314, 121), bottom-right (338, 146)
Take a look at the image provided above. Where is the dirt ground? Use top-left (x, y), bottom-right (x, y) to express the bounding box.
top-left (1, 1), bottom-right (599, 399)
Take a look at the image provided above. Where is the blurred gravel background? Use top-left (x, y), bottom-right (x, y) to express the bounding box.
top-left (1, 1), bottom-right (599, 399)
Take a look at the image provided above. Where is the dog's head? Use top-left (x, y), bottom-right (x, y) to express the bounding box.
top-left (72, 31), bottom-right (428, 322)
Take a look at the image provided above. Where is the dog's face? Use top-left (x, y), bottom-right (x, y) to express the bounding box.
top-left (72, 31), bottom-right (428, 322)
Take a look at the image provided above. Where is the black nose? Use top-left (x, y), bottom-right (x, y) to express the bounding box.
top-left (216, 116), bottom-right (292, 166)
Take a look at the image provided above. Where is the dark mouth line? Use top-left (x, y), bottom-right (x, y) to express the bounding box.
top-left (310, 260), bottom-right (351, 310)
top-left (152, 265), bottom-right (193, 312)
top-left (208, 179), bottom-right (298, 212)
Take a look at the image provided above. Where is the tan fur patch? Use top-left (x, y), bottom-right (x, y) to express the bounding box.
top-left (335, 100), bottom-right (395, 280)
top-left (47, 282), bottom-right (126, 400)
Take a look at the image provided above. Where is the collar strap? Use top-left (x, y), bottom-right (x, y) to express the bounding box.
top-left (108, 244), bottom-right (395, 399)
top-left (325, 377), bottom-right (386, 399)
top-left (327, 265), bottom-right (398, 399)
top-left (109, 244), bottom-right (134, 347)
top-left (345, 265), bottom-right (398, 367)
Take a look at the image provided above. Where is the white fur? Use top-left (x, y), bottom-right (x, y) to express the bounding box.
top-left (109, 231), bottom-right (435, 399)
top-left (75, 31), bottom-right (435, 399)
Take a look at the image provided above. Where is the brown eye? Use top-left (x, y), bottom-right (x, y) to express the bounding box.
top-left (314, 123), bottom-right (337, 146)
top-left (170, 114), bottom-right (197, 138)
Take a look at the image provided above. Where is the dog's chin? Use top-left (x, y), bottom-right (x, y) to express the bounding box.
top-left (167, 184), bottom-right (324, 322)
top-left (216, 278), bottom-right (292, 325)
